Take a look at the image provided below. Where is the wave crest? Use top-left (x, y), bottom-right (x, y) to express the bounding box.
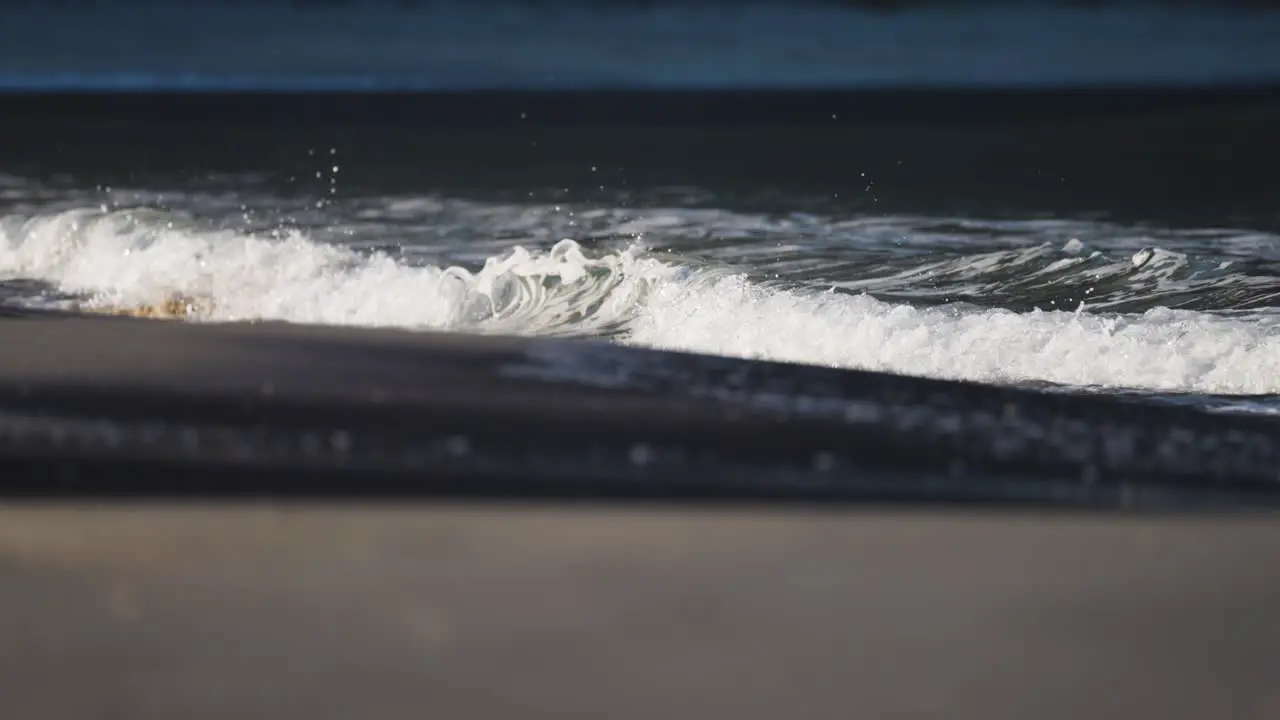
top-left (4, 205), bottom-right (1280, 397)
top-left (0, 207), bottom-right (673, 335)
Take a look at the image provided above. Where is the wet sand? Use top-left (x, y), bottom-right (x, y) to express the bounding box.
top-left (0, 311), bottom-right (1278, 504)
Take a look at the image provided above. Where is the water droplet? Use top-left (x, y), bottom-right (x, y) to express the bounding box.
top-left (812, 452), bottom-right (836, 472)
top-left (629, 443), bottom-right (654, 466)
top-left (444, 435), bottom-right (471, 457)
top-left (330, 430), bottom-right (352, 453)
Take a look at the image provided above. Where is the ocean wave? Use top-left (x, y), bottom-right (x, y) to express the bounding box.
top-left (824, 241), bottom-right (1280, 313)
top-left (4, 206), bottom-right (1280, 397)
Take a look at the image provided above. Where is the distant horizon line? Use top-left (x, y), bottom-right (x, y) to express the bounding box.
top-left (1, 77), bottom-right (1278, 92)
top-left (6, 0), bottom-right (1280, 7)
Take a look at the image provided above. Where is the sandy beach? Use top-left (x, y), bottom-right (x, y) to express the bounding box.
top-left (0, 504), bottom-right (1277, 719)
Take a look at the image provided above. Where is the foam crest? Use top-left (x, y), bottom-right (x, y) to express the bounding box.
top-left (0, 208), bottom-right (669, 334)
top-left (628, 272), bottom-right (1280, 395)
top-left (3, 207), bottom-right (1280, 396)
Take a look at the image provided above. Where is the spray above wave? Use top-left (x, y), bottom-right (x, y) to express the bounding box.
top-left (3, 206), bottom-right (1280, 396)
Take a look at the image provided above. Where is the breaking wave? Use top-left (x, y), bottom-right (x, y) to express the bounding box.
top-left (4, 205), bottom-right (1280, 397)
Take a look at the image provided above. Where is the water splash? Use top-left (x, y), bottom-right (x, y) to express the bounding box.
top-left (3, 204), bottom-right (1280, 398)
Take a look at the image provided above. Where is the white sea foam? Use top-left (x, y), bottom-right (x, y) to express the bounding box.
top-left (3, 206), bottom-right (1280, 395)
top-left (629, 271), bottom-right (1280, 394)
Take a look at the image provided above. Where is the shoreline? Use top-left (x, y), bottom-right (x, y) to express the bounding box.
top-left (0, 311), bottom-right (1277, 506)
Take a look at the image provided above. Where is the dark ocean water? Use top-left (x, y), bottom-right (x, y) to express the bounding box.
top-left (1, 0), bottom-right (1279, 89)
